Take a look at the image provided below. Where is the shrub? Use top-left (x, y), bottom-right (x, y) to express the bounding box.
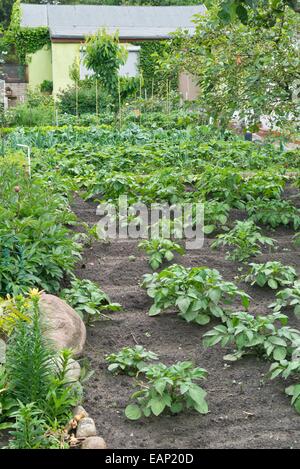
top-left (0, 160), bottom-right (81, 295)
top-left (40, 80), bottom-right (53, 94)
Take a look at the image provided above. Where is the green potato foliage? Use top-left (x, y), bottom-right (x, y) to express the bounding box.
top-left (243, 261), bottom-right (297, 289)
top-left (142, 264), bottom-right (250, 324)
top-left (61, 277), bottom-right (121, 324)
top-left (125, 362), bottom-right (208, 420)
top-left (212, 220), bottom-right (276, 262)
top-left (106, 345), bottom-right (159, 376)
top-left (138, 238), bottom-right (184, 270)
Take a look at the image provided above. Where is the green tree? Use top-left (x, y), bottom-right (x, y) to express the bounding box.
top-left (165, 6), bottom-right (300, 133)
top-left (203, 0), bottom-right (300, 26)
top-left (84, 28), bottom-right (127, 107)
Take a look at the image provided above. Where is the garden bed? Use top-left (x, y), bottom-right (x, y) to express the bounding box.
top-left (71, 195), bottom-right (300, 449)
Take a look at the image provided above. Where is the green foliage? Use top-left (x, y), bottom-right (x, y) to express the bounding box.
top-left (5, 296), bottom-right (54, 406)
top-left (203, 310), bottom-right (299, 362)
top-left (6, 1), bottom-right (50, 63)
top-left (270, 280), bottom-right (300, 317)
top-left (138, 238), bottom-right (184, 270)
top-left (0, 294), bottom-right (31, 338)
top-left (206, 0), bottom-right (300, 26)
top-left (243, 261), bottom-right (297, 289)
top-left (43, 349), bottom-right (82, 427)
top-left (58, 82), bottom-right (112, 116)
top-left (203, 201), bottom-right (230, 234)
top-left (106, 345), bottom-right (159, 376)
top-left (40, 80), bottom-right (53, 94)
top-left (168, 4), bottom-right (300, 133)
top-left (212, 220), bottom-right (276, 262)
top-left (84, 29), bottom-right (127, 100)
top-left (61, 277), bottom-right (121, 324)
top-left (0, 365), bottom-right (17, 431)
top-left (0, 159), bottom-right (81, 295)
top-left (247, 199), bottom-right (300, 229)
top-left (142, 264), bottom-right (250, 324)
top-left (8, 402), bottom-right (49, 449)
top-left (125, 362), bottom-right (208, 420)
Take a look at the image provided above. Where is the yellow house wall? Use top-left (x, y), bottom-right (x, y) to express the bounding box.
top-left (28, 46), bottom-right (52, 90)
top-left (51, 42), bottom-right (81, 97)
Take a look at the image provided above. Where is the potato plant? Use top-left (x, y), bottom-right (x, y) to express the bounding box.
top-left (203, 311), bottom-right (300, 362)
top-left (106, 346), bottom-right (159, 376)
top-left (243, 261), bottom-right (297, 290)
top-left (138, 238), bottom-right (184, 270)
top-left (247, 199), bottom-right (300, 230)
top-left (142, 264), bottom-right (250, 325)
top-left (270, 281), bottom-right (300, 318)
top-left (125, 362), bottom-right (208, 420)
top-left (212, 220), bottom-right (275, 262)
top-left (203, 201), bottom-right (230, 234)
top-left (61, 277), bottom-right (121, 324)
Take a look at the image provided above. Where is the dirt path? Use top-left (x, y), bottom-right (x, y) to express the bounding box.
top-left (71, 194), bottom-right (300, 449)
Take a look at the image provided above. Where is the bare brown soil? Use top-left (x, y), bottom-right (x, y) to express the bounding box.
top-left (71, 192), bottom-right (300, 449)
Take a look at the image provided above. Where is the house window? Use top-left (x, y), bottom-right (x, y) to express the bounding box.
top-left (80, 44), bottom-right (140, 80)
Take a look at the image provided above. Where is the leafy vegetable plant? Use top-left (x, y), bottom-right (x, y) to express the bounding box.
top-left (212, 220), bottom-right (275, 262)
top-left (61, 277), bottom-right (121, 324)
top-left (106, 345), bottom-right (159, 376)
top-left (243, 261), bottom-right (297, 290)
top-left (203, 200), bottom-right (230, 234)
top-left (138, 238), bottom-right (184, 270)
top-left (142, 264), bottom-right (250, 325)
top-left (125, 362), bottom-right (208, 420)
top-left (269, 280), bottom-right (300, 318)
top-left (203, 311), bottom-right (300, 362)
top-left (247, 199), bottom-right (300, 229)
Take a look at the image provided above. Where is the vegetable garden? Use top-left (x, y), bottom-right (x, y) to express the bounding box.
top-left (0, 107), bottom-right (300, 448)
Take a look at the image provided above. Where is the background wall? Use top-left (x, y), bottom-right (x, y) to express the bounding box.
top-left (28, 46), bottom-right (52, 90)
top-left (51, 42), bottom-right (81, 96)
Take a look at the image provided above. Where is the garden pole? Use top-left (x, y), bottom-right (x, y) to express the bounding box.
top-left (95, 79), bottom-right (99, 117)
top-left (17, 144), bottom-right (31, 178)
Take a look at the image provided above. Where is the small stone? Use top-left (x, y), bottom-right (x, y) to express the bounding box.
top-left (81, 437), bottom-right (107, 449)
top-left (76, 417), bottom-right (97, 438)
top-left (73, 406), bottom-right (89, 419)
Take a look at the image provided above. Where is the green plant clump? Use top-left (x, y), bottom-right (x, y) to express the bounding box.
top-left (138, 238), bottom-right (184, 270)
top-left (61, 277), bottom-right (121, 324)
top-left (106, 345), bottom-right (159, 376)
top-left (142, 264), bottom-right (250, 324)
top-left (125, 362), bottom-right (208, 420)
top-left (212, 220), bottom-right (275, 262)
top-left (243, 261), bottom-right (297, 290)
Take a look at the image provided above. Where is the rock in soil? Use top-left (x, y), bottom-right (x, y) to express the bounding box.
top-left (76, 417), bottom-right (97, 438)
top-left (73, 406), bottom-right (89, 419)
top-left (39, 293), bottom-right (86, 356)
top-left (81, 436), bottom-right (107, 449)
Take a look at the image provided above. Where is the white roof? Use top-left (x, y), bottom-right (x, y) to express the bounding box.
top-left (20, 4), bottom-right (206, 40)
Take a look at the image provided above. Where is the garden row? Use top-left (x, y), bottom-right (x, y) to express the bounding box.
top-left (0, 120), bottom-right (299, 447)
